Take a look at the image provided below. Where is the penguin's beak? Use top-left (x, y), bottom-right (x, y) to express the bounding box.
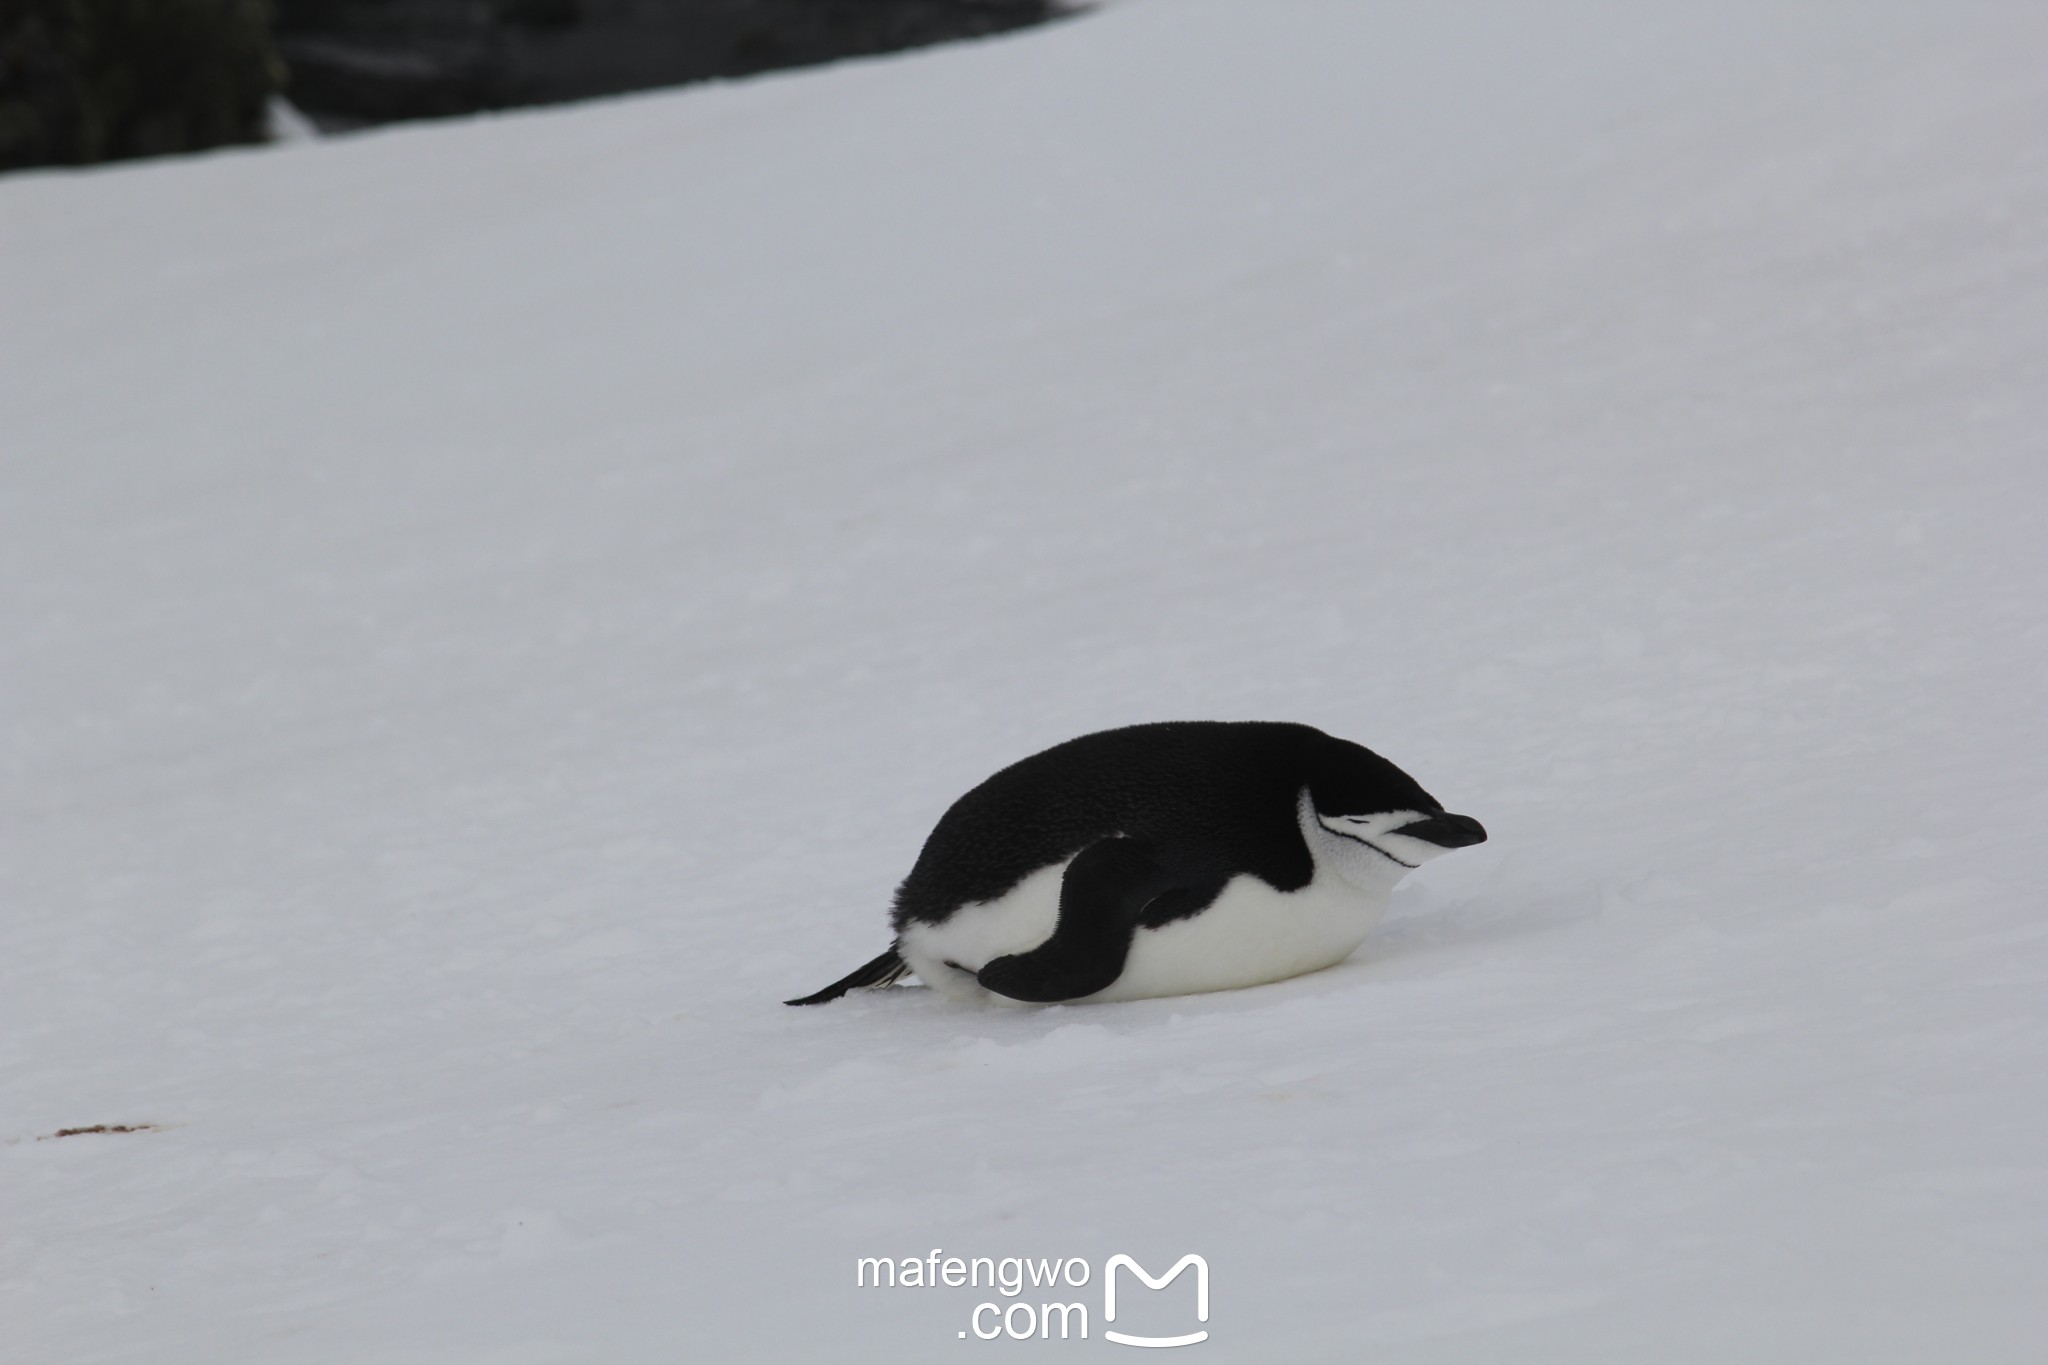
top-left (1395, 812), bottom-right (1487, 848)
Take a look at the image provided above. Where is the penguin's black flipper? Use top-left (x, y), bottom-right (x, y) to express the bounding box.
top-left (784, 946), bottom-right (910, 1006)
top-left (977, 837), bottom-right (1185, 1004)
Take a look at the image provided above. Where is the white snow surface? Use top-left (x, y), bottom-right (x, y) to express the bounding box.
top-left (5, 2), bottom-right (2047, 1360)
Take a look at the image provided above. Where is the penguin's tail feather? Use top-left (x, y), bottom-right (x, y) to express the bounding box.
top-left (784, 946), bottom-right (911, 1006)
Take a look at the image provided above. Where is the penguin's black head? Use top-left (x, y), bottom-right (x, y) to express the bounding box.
top-left (1304, 732), bottom-right (1487, 868)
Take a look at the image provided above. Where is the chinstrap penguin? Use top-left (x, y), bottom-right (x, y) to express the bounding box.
top-left (785, 720), bottom-right (1485, 1007)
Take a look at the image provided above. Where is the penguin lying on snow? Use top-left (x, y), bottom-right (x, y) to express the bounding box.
top-left (786, 720), bottom-right (1485, 1007)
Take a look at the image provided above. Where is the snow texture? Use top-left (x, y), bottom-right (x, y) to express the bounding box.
top-left (5, 1), bottom-right (2046, 1360)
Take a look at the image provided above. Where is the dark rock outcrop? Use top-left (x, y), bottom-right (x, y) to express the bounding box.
top-left (0, 0), bottom-right (1064, 173)
top-left (1, 0), bottom-right (280, 171)
top-left (274, 0), bottom-right (1066, 129)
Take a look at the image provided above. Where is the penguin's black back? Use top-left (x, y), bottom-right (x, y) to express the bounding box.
top-left (890, 721), bottom-right (1442, 930)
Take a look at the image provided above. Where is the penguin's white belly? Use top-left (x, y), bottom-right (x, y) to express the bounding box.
top-left (897, 858), bottom-right (1389, 1006)
top-left (1097, 870), bottom-right (1387, 1003)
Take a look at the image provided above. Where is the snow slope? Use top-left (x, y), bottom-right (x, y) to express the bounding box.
top-left (5, 2), bottom-right (2047, 1359)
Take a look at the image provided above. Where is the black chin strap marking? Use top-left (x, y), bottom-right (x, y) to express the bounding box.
top-left (1318, 820), bottom-right (1420, 868)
